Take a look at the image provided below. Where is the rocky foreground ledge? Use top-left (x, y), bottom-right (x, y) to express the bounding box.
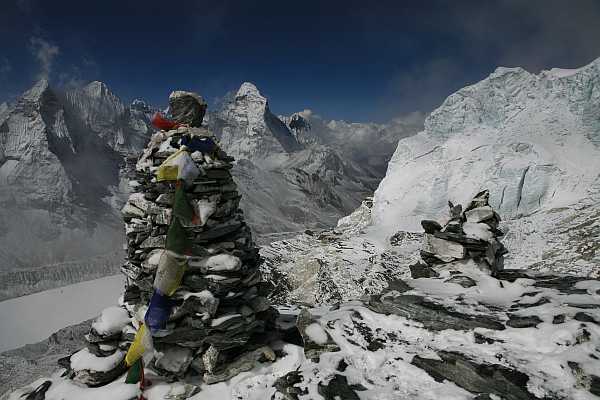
top-left (4, 263), bottom-right (599, 400)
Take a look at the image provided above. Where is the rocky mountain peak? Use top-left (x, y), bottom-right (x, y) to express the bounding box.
top-left (22, 79), bottom-right (51, 102)
top-left (236, 82), bottom-right (264, 101)
top-left (209, 82), bottom-right (302, 162)
top-left (83, 81), bottom-right (113, 98)
top-left (74, 81), bottom-right (125, 114)
top-left (231, 82), bottom-right (272, 122)
top-left (130, 98), bottom-right (153, 113)
top-left (287, 112), bottom-right (312, 133)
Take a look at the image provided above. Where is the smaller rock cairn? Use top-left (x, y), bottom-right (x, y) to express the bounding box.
top-left (411, 190), bottom-right (508, 279)
top-left (59, 91), bottom-right (276, 391)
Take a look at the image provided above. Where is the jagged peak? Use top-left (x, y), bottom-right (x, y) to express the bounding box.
top-left (130, 98), bottom-right (153, 112)
top-left (82, 80), bottom-right (114, 98)
top-left (291, 109), bottom-right (313, 119)
top-left (131, 98), bottom-right (147, 107)
top-left (490, 66), bottom-right (529, 78)
top-left (22, 79), bottom-right (50, 102)
top-left (236, 82), bottom-right (264, 101)
top-left (287, 112), bottom-right (312, 132)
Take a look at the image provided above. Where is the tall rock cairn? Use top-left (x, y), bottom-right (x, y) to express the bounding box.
top-left (59, 91), bottom-right (277, 389)
top-left (411, 190), bottom-right (508, 278)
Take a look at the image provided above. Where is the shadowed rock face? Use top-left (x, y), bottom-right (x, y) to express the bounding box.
top-left (0, 80), bottom-right (151, 291)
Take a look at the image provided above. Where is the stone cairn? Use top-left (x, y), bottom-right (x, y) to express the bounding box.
top-left (410, 190), bottom-right (508, 280)
top-left (59, 91), bottom-right (276, 391)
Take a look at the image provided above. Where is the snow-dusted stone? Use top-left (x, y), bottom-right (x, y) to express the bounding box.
top-left (462, 222), bottom-right (494, 242)
top-left (91, 306), bottom-right (130, 337)
top-left (70, 348), bottom-right (125, 372)
top-left (296, 309), bottom-right (340, 360)
top-left (121, 203), bottom-right (145, 219)
top-left (193, 196), bottom-right (219, 226)
top-left (155, 193), bottom-right (174, 206)
top-left (68, 348), bottom-right (127, 387)
top-left (464, 206), bottom-right (494, 223)
top-left (154, 346), bottom-right (194, 376)
top-left (180, 290), bottom-right (219, 316)
top-left (203, 346), bottom-right (276, 384)
top-left (422, 233), bottom-right (467, 262)
top-left (206, 254), bottom-right (242, 272)
top-left (142, 249), bottom-right (164, 272)
top-left (127, 193), bottom-right (158, 215)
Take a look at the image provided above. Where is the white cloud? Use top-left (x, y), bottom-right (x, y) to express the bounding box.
top-left (29, 37), bottom-right (60, 80)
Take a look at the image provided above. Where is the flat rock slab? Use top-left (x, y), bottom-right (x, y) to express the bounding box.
top-left (506, 315), bottom-right (543, 328)
top-left (409, 263), bottom-right (440, 279)
top-left (367, 293), bottom-right (505, 331)
top-left (412, 351), bottom-right (538, 400)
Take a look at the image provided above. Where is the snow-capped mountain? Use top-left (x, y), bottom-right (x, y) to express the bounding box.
top-left (0, 80), bottom-right (153, 300)
top-left (262, 57), bottom-right (600, 306)
top-left (211, 82), bottom-right (303, 166)
top-left (208, 82), bottom-right (418, 239)
top-left (280, 109), bottom-right (425, 177)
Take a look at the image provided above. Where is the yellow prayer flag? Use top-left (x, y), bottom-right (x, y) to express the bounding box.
top-left (125, 324), bottom-right (153, 367)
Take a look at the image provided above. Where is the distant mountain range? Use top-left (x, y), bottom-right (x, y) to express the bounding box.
top-left (0, 79), bottom-right (422, 299)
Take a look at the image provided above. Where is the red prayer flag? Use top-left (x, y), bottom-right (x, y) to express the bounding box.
top-left (151, 112), bottom-right (180, 131)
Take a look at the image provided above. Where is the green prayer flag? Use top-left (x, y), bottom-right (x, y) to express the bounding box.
top-left (125, 358), bottom-right (144, 384)
top-left (172, 183), bottom-right (198, 225)
top-left (166, 217), bottom-right (192, 255)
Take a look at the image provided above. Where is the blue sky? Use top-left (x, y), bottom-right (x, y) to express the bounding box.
top-left (1, 0), bottom-right (600, 122)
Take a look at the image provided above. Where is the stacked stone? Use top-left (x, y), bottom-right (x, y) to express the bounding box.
top-left (71, 91), bottom-right (276, 386)
top-left (414, 190), bottom-right (507, 277)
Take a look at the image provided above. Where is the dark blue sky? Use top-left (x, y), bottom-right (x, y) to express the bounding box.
top-left (1, 0), bottom-right (600, 122)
